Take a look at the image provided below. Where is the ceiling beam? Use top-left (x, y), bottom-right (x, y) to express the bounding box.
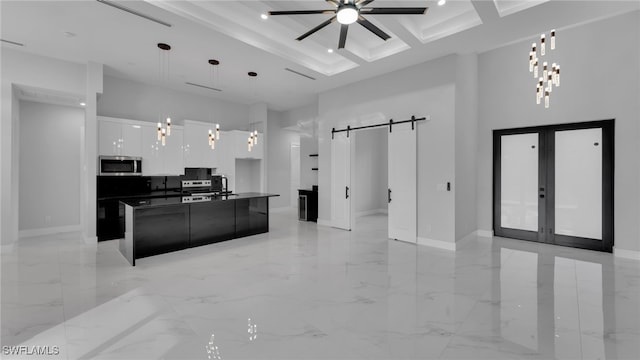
top-left (471, 0), bottom-right (500, 24)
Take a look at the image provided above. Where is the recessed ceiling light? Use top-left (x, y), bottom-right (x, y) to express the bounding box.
top-left (80, 102), bottom-right (86, 106)
top-left (260, 13), bottom-right (268, 20)
top-left (63, 31), bottom-right (76, 38)
top-left (437, 0), bottom-right (446, 6)
top-left (327, 48), bottom-right (334, 53)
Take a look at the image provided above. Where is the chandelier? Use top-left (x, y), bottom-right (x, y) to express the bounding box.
top-left (529, 30), bottom-right (560, 108)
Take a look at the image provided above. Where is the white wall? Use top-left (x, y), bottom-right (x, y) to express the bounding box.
top-left (235, 159), bottom-right (261, 193)
top-left (98, 75), bottom-right (251, 130)
top-left (455, 54), bottom-right (479, 240)
top-left (477, 11), bottom-right (640, 252)
top-left (19, 101), bottom-right (83, 232)
top-left (354, 128), bottom-right (388, 215)
top-left (1, 49), bottom-right (86, 249)
top-left (318, 55), bottom-right (457, 243)
top-left (266, 110), bottom-right (300, 209)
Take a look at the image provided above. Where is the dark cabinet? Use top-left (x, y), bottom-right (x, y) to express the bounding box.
top-left (298, 190), bottom-right (318, 222)
top-left (134, 205), bottom-right (190, 258)
top-left (235, 197), bottom-right (269, 238)
top-left (190, 201), bottom-right (236, 247)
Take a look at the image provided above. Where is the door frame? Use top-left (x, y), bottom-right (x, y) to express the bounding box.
top-left (493, 119), bottom-right (614, 252)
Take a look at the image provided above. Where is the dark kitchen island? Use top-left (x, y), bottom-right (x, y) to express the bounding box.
top-left (119, 193), bottom-right (279, 265)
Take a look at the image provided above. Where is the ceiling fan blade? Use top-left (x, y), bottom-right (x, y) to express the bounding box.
top-left (297, 16), bottom-right (337, 41)
top-left (326, 0), bottom-right (340, 7)
top-left (360, 7), bottom-right (428, 15)
top-left (338, 24), bottom-right (349, 49)
top-left (269, 10), bottom-right (336, 15)
top-left (357, 0), bottom-right (376, 6)
top-left (357, 16), bottom-right (390, 41)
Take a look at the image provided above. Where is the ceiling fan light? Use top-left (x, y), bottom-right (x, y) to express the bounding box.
top-left (337, 6), bottom-right (358, 25)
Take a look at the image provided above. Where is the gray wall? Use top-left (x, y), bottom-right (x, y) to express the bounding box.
top-left (235, 159), bottom-right (261, 193)
top-left (354, 127), bottom-right (388, 215)
top-left (98, 75), bottom-right (251, 130)
top-left (1, 49), bottom-right (87, 248)
top-left (455, 54), bottom-right (479, 240)
top-left (266, 110), bottom-right (300, 209)
top-left (477, 11), bottom-right (640, 251)
top-left (19, 101), bottom-right (83, 231)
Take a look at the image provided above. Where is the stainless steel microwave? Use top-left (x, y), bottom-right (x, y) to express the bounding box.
top-left (99, 156), bottom-right (142, 176)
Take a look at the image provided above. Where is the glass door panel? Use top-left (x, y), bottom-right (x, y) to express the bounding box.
top-left (554, 129), bottom-right (602, 240)
top-left (500, 133), bottom-right (539, 232)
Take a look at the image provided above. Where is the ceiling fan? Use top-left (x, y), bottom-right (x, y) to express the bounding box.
top-left (268, 0), bottom-right (428, 49)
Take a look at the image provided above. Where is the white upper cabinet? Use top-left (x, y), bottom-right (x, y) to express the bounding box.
top-left (163, 127), bottom-right (184, 175)
top-left (98, 117), bottom-right (141, 157)
top-left (183, 120), bottom-right (224, 169)
top-left (140, 123), bottom-right (184, 176)
top-left (98, 120), bottom-right (123, 156)
top-left (121, 123), bottom-right (142, 157)
top-left (140, 124), bottom-right (163, 175)
top-left (100, 117), bottom-right (182, 175)
top-left (231, 130), bottom-right (263, 159)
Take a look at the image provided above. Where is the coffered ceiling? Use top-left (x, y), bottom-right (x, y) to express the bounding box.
top-left (1, 1), bottom-right (638, 111)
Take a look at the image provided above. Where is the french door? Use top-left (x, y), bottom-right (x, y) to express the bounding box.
top-left (493, 120), bottom-right (614, 252)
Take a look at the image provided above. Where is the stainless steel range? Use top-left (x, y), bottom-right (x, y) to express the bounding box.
top-left (181, 195), bottom-right (211, 203)
top-left (181, 180), bottom-right (214, 196)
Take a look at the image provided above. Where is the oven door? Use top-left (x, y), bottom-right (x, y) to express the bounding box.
top-left (99, 156), bottom-right (142, 176)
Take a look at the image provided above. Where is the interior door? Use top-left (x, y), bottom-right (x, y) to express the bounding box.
top-left (388, 122), bottom-right (417, 243)
top-left (331, 132), bottom-right (351, 230)
top-left (494, 120), bottom-right (614, 252)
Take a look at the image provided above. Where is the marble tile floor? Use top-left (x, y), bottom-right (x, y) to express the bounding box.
top-left (1, 210), bottom-right (639, 359)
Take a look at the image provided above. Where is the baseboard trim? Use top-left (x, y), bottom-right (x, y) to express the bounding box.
top-left (417, 237), bottom-right (456, 251)
top-left (19, 224), bottom-right (82, 238)
top-left (317, 219), bottom-right (332, 227)
top-left (270, 206), bottom-right (293, 213)
top-left (614, 247), bottom-right (640, 261)
top-left (476, 229), bottom-right (494, 238)
top-left (83, 235), bottom-right (98, 245)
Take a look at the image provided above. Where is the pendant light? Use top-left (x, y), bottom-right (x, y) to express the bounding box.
top-left (157, 43), bottom-right (172, 144)
top-left (247, 71), bottom-right (258, 152)
top-left (206, 59), bottom-right (222, 150)
top-left (528, 30), bottom-right (560, 108)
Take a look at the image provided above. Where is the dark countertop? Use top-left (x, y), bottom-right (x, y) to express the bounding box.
top-left (99, 189), bottom-right (182, 201)
top-left (120, 192), bottom-right (279, 209)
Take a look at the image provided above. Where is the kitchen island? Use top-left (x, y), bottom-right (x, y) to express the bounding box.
top-left (119, 193), bottom-right (278, 265)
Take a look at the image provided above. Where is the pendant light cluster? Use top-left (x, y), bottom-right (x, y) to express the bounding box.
top-left (247, 71), bottom-right (258, 152)
top-left (529, 30), bottom-right (560, 108)
top-left (207, 59), bottom-right (222, 150)
top-left (157, 43), bottom-right (172, 145)
top-left (248, 130), bottom-right (258, 152)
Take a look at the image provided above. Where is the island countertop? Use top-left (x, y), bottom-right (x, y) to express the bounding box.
top-left (120, 192), bottom-right (279, 209)
top-left (118, 192), bottom-right (279, 265)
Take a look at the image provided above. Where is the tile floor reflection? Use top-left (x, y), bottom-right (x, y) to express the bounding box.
top-left (1, 211), bottom-right (639, 359)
